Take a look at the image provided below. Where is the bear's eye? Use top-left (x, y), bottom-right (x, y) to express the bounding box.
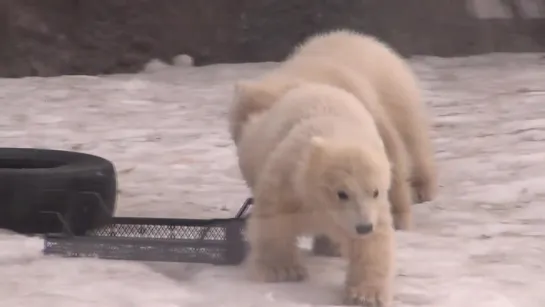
top-left (372, 189), bottom-right (379, 198)
top-left (337, 190), bottom-right (349, 201)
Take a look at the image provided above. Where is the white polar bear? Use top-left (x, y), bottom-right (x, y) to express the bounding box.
top-left (237, 83), bottom-right (396, 307)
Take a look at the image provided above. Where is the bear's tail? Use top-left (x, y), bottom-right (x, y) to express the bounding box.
top-left (228, 80), bottom-right (276, 145)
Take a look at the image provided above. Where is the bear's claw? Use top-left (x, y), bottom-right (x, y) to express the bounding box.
top-left (252, 262), bottom-right (308, 283)
top-left (343, 284), bottom-right (389, 307)
top-left (411, 176), bottom-right (437, 204)
top-left (393, 212), bottom-right (412, 231)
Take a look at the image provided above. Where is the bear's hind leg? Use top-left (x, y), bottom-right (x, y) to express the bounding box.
top-left (393, 99), bottom-right (438, 203)
top-left (342, 218), bottom-right (395, 307)
top-left (406, 131), bottom-right (438, 204)
top-left (246, 198), bottom-right (308, 283)
top-left (376, 117), bottom-right (413, 230)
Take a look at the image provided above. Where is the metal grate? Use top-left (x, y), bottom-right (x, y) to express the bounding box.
top-left (90, 220), bottom-right (228, 240)
top-left (43, 198), bottom-right (252, 265)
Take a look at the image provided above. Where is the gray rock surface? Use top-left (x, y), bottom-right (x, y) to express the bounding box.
top-left (0, 0), bottom-right (544, 77)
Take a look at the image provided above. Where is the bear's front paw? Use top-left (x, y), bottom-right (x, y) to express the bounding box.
top-left (393, 212), bottom-right (412, 231)
top-left (343, 284), bottom-right (391, 307)
top-left (411, 176), bottom-right (437, 204)
top-left (251, 261), bottom-right (308, 283)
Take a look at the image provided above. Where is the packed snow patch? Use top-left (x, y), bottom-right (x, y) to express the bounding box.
top-left (1, 53), bottom-right (545, 306)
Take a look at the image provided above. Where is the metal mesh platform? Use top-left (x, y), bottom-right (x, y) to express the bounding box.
top-left (43, 198), bottom-right (252, 265)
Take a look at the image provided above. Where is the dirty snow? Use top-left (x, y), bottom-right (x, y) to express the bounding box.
top-left (1, 53), bottom-right (545, 307)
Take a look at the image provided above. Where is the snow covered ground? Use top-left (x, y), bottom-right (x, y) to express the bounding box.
top-left (1, 53), bottom-right (545, 307)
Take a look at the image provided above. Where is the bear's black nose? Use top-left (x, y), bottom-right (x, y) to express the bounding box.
top-left (355, 223), bottom-right (373, 235)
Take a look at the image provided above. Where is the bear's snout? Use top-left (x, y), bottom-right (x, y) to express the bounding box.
top-left (355, 223), bottom-right (373, 235)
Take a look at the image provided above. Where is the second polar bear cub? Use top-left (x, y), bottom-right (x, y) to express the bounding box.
top-left (229, 29), bottom-right (438, 233)
top-left (238, 83), bottom-right (396, 307)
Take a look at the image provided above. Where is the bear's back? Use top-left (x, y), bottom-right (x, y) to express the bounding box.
top-left (291, 29), bottom-right (420, 107)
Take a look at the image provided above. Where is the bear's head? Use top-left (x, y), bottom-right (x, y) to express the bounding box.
top-left (298, 136), bottom-right (392, 237)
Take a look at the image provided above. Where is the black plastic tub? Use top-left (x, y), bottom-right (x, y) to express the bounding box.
top-left (43, 198), bottom-right (253, 265)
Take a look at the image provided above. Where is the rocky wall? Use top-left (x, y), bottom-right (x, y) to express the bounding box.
top-left (0, 0), bottom-right (543, 77)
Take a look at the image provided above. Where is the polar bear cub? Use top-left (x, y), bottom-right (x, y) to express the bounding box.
top-left (237, 83), bottom-right (396, 307)
top-left (291, 29), bottom-right (437, 204)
